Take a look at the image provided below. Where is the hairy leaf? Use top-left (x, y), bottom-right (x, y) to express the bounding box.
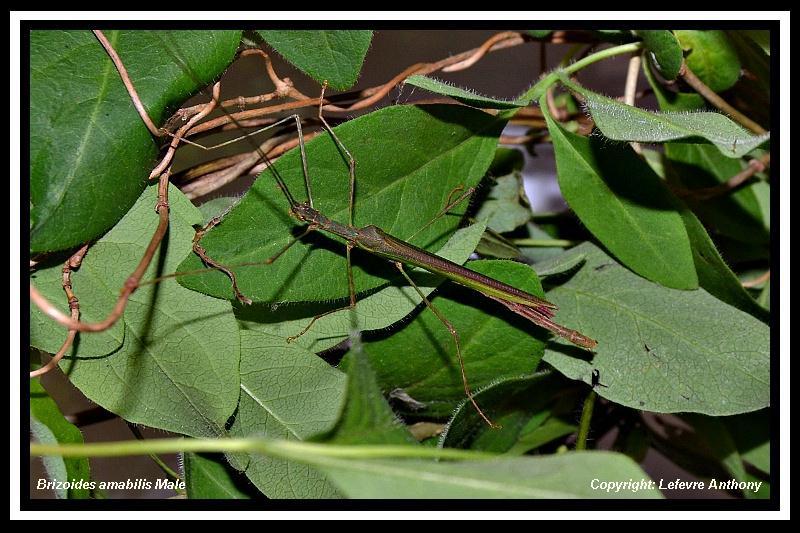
top-left (227, 330), bottom-right (346, 498)
top-left (404, 75), bottom-right (527, 109)
top-left (561, 77), bottom-right (769, 157)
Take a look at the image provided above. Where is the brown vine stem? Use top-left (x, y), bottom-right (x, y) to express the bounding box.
top-left (30, 245), bottom-right (89, 378)
top-left (172, 30), bottom-right (532, 140)
top-left (30, 171), bottom-right (170, 333)
top-left (93, 30), bottom-right (162, 137)
top-left (150, 82), bottom-right (221, 179)
top-left (679, 62), bottom-right (767, 135)
top-left (676, 153), bottom-right (770, 201)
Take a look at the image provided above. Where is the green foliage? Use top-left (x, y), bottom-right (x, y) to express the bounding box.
top-left (674, 30), bottom-right (741, 92)
top-left (635, 30), bottom-right (683, 80)
top-left (361, 260), bottom-right (548, 417)
top-left (28, 28), bottom-right (771, 501)
top-left (561, 76), bottom-right (769, 157)
top-left (404, 75), bottom-right (528, 109)
top-left (540, 243), bottom-right (769, 415)
top-left (30, 30), bottom-right (241, 253)
top-left (543, 97), bottom-right (698, 290)
top-left (257, 30), bottom-right (373, 90)
top-left (178, 104), bottom-right (505, 303)
top-left (29, 377), bottom-right (91, 499)
top-left (183, 453), bottom-right (255, 499)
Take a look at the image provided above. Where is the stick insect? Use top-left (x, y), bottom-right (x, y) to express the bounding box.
top-left (160, 35), bottom-right (598, 428)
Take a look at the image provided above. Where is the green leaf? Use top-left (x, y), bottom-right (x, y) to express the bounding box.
top-left (642, 57), bottom-right (705, 112)
top-left (227, 329), bottom-right (346, 498)
top-left (30, 256), bottom-right (124, 357)
top-left (322, 344), bottom-right (416, 446)
top-left (404, 75), bottom-right (527, 109)
top-left (310, 451), bottom-right (662, 498)
top-left (53, 184), bottom-right (241, 437)
top-left (542, 98), bottom-right (698, 290)
top-left (29, 378), bottom-right (91, 499)
top-left (439, 372), bottom-right (572, 453)
top-left (560, 76), bottom-right (769, 158)
top-left (527, 30), bottom-right (553, 39)
top-left (361, 260), bottom-right (547, 417)
top-left (674, 30), bottom-right (741, 92)
top-left (178, 104), bottom-right (505, 303)
top-left (634, 30), bottom-right (683, 80)
top-left (257, 30), bottom-right (372, 91)
top-left (30, 30), bottom-right (241, 252)
top-left (679, 207), bottom-right (770, 322)
top-left (236, 222), bottom-right (486, 355)
top-left (679, 414), bottom-right (747, 485)
top-left (475, 164), bottom-right (532, 233)
top-left (666, 143), bottom-right (769, 245)
top-left (183, 453), bottom-right (254, 499)
top-left (542, 243), bottom-right (770, 416)
top-left (507, 417), bottom-right (579, 456)
top-left (722, 409), bottom-right (770, 475)
top-left (198, 196), bottom-right (241, 225)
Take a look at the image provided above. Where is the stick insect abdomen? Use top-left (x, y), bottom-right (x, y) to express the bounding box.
top-left (353, 225), bottom-right (558, 311)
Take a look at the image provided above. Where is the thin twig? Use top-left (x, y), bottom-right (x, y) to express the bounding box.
top-left (150, 82), bottom-right (221, 179)
top-left (680, 62), bottom-right (767, 135)
top-left (30, 245), bottom-right (89, 378)
top-left (93, 30), bottom-right (162, 137)
top-left (624, 53), bottom-right (643, 153)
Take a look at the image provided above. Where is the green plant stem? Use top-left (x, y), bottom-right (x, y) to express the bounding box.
top-left (513, 238), bottom-right (575, 248)
top-left (31, 438), bottom-right (498, 462)
top-left (576, 390), bottom-right (597, 451)
top-left (522, 42), bottom-right (644, 104)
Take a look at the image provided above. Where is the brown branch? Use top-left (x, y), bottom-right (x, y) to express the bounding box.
top-left (677, 153), bottom-right (770, 200)
top-left (180, 129), bottom-right (321, 200)
top-left (680, 62), bottom-right (767, 135)
top-left (150, 82), bottom-right (221, 179)
top-left (624, 53), bottom-right (643, 153)
top-left (93, 30), bottom-right (162, 137)
top-left (30, 245), bottom-right (89, 378)
top-left (30, 170), bottom-right (172, 333)
top-left (171, 30), bottom-right (532, 139)
top-left (442, 31), bottom-right (524, 72)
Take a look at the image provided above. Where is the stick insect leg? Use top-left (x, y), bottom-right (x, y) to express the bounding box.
top-left (317, 81), bottom-right (356, 225)
top-left (192, 216), bottom-right (252, 305)
top-left (286, 242), bottom-right (358, 343)
top-left (394, 261), bottom-right (500, 429)
top-left (407, 185), bottom-right (477, 243)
